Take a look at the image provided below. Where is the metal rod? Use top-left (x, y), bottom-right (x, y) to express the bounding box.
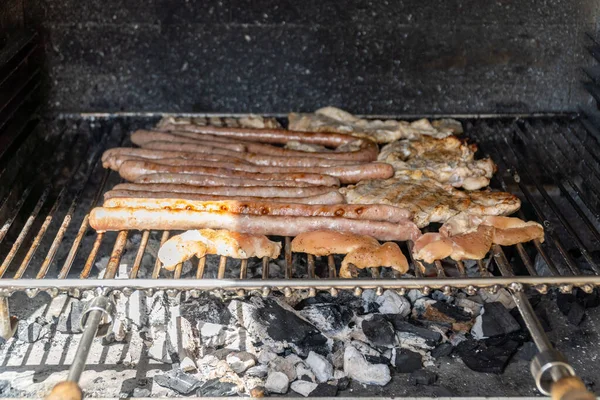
top-left (0, 298), bottom-right (15, 340)
top-left (196, 257), bottom-right (206, 279)
top-left (327, 255), bottom-right (337, 278)
top-left (307, 255), bottom-right (315, 278)
top-left (78, 233), bottom-right (104, 279)
top-left (455, 260), bottom-right (467, 277)
top-left (284, 237), bottom-right (293, 279)
top-left (0, 275), bottom-right (596, 291)
top-left (217, 256), bottom-right (227, 279)
top-left (240, 259), bottom-right (248, 279)
top-left (67, 309), bottom-right (103, 382)
top-left (261, 257), bottom-right (269, 279)
top-left (103, 231), bottom-right (129, 279)
top-left (512, 290), bottom-right (552, 353)
top-left (152, 231), bottom-right (170, 279)
top-left (130, 231), bottom-right (150, 279)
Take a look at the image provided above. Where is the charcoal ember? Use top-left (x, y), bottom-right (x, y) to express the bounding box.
top-left (387, 316), bottom-right (442, 346)
top-left (226, 352), bottom-right (256, 374)
top-left (197, 379), bottom-right (239, 397)
top-left (291, 380), bottom-right (318, 397)
top-left (305, 351), bottom-right (333, 383)
top-left (361, 314), bottom-right (395, 346)
top-left (430, 342), bottom-right (453, 359)
top-left (246, 365), bottom-right (268, 378)
top-left (454, 297), bottom-right (483, 317)
top-left (456, 336), bottom-right (520, 374)
top-left (365, 354), bottom-right (390, 364)
top-left (516, 341), bottom-right (538, 361)
top-left (361, 290), bottom-right (381, 314)
top-left (308, 383), bottom-right (338, 397)
top-left (510, 306), bottom-right (551, 332)
top-left (265, 371), bottom-right (289, 394)
top-left (479, 289), bottom-right (516, 309)
top-left (392, 348), bottom-right (422, 373)
top-left (181, 293), bottom-right (232, 325)
top-left (557, 293), bottom-right (586, 326)
top-left (376, 290), bottom-right (411, 316)
top-left (16, 318), bottom-right (48, 343)
top-left (410, 369), bottom-right (438, 385)
top-left (336, 376), bottom-right (351, 391)
top-left (228, 298), bottom-right (328, 356)
top-left (471, 302), bottom-right (521, 339)
top-left (343, 346), bottom-right (391, 386)
top-left (297, 303), bottom-right (352, 333)
top-left (57, 299), bottom-right (85, 334)
top-left (154, 369), bottom-right (203, 395)
top-left (132, 388), bottom-right (151, 397)
top-left (268, 354), bottom-right (302, 381)
top-left (296, 363), bottom-right (317, 382)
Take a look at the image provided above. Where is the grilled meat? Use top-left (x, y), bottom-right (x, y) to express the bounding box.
top-left (89, 207), bottom-right (421, 241)
top-left (340, 242), bottom-right (409, 278)
top-left (288, 106), bottom-right (460, 143)
top-left (340, 172), bottom-right (521, 228)
top-left (158, 229), bottom-right (281, 270)
top-left (413, 213), bottom-right (544, 262)
top-left (378, 135), bottom-right (496, 190)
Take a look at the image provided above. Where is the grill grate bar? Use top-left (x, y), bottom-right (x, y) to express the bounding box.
top-left (153, 231), bottom-right (170, 279)
top-left (478, 121), bottom-right (577, 276)
top-left (130, 230), bottom-right (150, 279)
top-left (498, 138), bottom-right (597, 275)
top-left (521, 120), bottom-right (600, 233)
top-left (197, 257), bottom-right (206, 279)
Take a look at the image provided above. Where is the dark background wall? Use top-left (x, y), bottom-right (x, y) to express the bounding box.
top-left (4, 0), bottom-right (600, 114)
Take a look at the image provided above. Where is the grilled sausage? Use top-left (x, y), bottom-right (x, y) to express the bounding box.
top-left (156, 122), bottom-right (362, 147)
top-left (135, 173), bottom-right (325, 187)
top-left (111, 156), bottom-right (392, 184)
top-left (112, 183), bottom-right (336, 198)
top-left (140, 134), bottom-right (378, 162)
top-left (119, 160), bottom-right (341, 186)
top-left (102, 148), bottom-right (250, 170)
top-left (100, 197), bottom-right (412, 223)
top-left (103, 190), bottom-right (346, 205)
top-left (121, 143), bottom-right (356, 167)
top-left (89, 207), bottom-right (421, 241)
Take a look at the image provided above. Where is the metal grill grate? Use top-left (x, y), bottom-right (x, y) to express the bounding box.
top-left (0, 114), bottom-right (599, 299)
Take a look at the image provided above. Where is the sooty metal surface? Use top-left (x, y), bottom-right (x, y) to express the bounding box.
top-left (0, 114), bottom-right (599, 298)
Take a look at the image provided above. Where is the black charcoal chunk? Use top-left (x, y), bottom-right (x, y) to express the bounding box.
top-left (410, 369), bottom-right (438, 385)
top-left (362, 315), bottom-right (395, 346)
top-left (456, 337), bottom-right (519, 374)
top-left (393, 348), bottom-right (422, 373)
top-left (153, 369), bottom-right (203, 395)
top-left (431, 343), bottom-right (454, 359)
top-left (480, 302), bottom-right (521, 337)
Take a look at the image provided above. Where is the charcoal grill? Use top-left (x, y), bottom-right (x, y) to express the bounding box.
top-left (2, 26), bottom-right (600, 399)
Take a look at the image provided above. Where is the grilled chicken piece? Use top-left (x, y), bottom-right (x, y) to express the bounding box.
top-left (413, 214), bottom-right (544, 263)
top-left (291, 230), bottom-right (379, 256)
top-left (288, 107), bottom-right (459, 144)
top-left (340, 242), bottom-right (409, 278)
top-left (440, 213), bottom-right (545, 246)
top-left (158, 229), bottom-right (281, 270)
top-left (340, 172), bottom-right (521, 228)
top-left (291, 230), bottom-right (408, 277)
top-left (378, 136), bottom-right (496, 190)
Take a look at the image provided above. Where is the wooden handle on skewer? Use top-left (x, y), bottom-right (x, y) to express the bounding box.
top-left (551, 376), bottom-right (596, 400)
top-left (46, 381), bottom-right (83, 400)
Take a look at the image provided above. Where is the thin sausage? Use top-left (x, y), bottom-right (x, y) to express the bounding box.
top-left (157, 122), bottom-right (360, 147)
top-left (102, 148), bottom-right (250, 170)
top-left (138, 143), bottom-right (358, 167)
top-left (118, 160), bottom-right (341, 186)
top-left (100, 197), bottom-right (412, 223)
top-left (136, 173), bottom-right (325, 188)
top-left (112, 183), bottom-right (336, 198)
top-left (103, 190), bottom-right (346, 205)
top-left (89, 207), bottom-right (421, 241)
top-left (111, 156), bottom-right (392, 184)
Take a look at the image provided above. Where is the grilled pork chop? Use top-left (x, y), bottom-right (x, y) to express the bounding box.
top-left (340, 172), bottom-right (521, 228)
top-left (288, 106), bottom-right (460, 144)
top-left (378, 135), bottom-right (496, 190)
top-left (340, 242), bottom-right (409, 278)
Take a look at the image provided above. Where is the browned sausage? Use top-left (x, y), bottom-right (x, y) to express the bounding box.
top-left (102, 148), bottom-right (250, 169)
top-left (103, 190), bottom-right (345, 205)
top-left (112, 183), bottom-right (336, 198)
top-left (122, 143), bottom-right (357, 167)
top-left (89, 207), bottom-right (421, 241)
top-left (100, 197), bottom-right (412, 223)
top-left (118, 160), bottom-right (341, 186)
top-left (157, 122), bottom-right (359, 147)
top-left (135, 173), bottom-right (326, 187)
top-left (110, 156), bottom-right (392, 184)
top-left (131, 130), bottom-right (247, 149)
